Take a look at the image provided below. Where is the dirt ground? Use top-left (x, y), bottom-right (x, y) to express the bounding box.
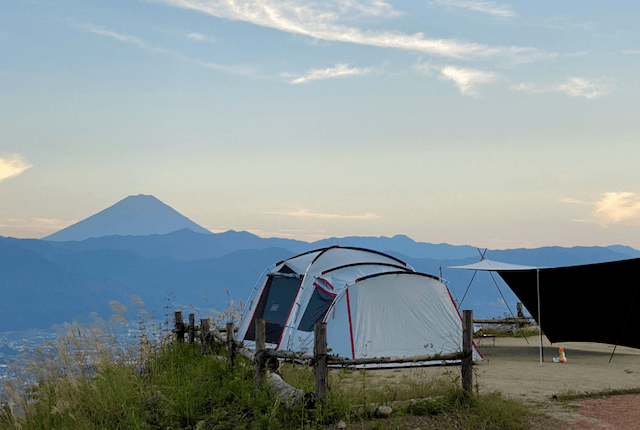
top-left (475, 335), bottom-right (640, 428)
top-left (474, 335), bottom-right (640, 403)
top-left (345, 335), bottom-right (640, 429)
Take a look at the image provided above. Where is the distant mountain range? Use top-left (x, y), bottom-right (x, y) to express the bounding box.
top-left (2, 194), bottom-right (639, 330)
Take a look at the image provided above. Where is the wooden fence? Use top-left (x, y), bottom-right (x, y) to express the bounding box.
top-left (172, 309), bottom-right (477, 403)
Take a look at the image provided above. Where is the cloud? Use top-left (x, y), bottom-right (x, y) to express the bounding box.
top-left (266, 208), bottom-right (379, 220)
top-left (510, 77), bottom-right (611, 99)
top-left (0, 217), bottom-right (79, 237)
top-left (151, 0), bottom-right (550, 61)
top-left (563, 192), bottom-right (640, 227)
top-left (559, 197), bottom-right (591, 205)
top-left (187, 32), bottom-right (217, 43)
top-left (429, 0), bottom-right (516, 17)
top-left (592, 192), bottom-right (640, 228)
top-left (74, 23), bottom-right (155, 51)
top-left (621, 49), bottom-right (640, 55)
top-left (74, 22), bottom-right (258, 77)
top-left (247, 228), bottom-right (328, 241)
top-left (439, 66), bottom-right (496, 95)
top-left (0, 154), bottom-right (33, 182)
top-left (557, 77), bottom-right (609, 99)
top-left (283, 63), bottom-right (373, 84)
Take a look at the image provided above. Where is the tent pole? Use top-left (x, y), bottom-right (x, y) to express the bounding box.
top-left (537, 268), bottom-right (543, 365)
top-left (488, 272), bottom-right (529, 344)
top-left (609, 287), bottom-right (639, 363)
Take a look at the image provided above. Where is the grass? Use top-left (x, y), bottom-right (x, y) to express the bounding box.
top-left (476, 325), bottom-right (540, 338)
top-left (555, 387), bottom-right (640, 402)
top-left (1, 299), bottom-right (532, 430)
top-left (280, 363), bottom-right (532, 429)
top-left (0, 326), bottom-right (332, 429)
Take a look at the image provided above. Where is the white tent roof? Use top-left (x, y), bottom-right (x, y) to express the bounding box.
top-left (447, 258), bottom-right (537, 272)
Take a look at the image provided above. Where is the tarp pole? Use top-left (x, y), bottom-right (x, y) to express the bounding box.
top-left (488, 272), bottom-right (529, 344)
top-left (537, 268), bottom-right (543, 365)
top-left (609, 287), bottom-right (639, 363)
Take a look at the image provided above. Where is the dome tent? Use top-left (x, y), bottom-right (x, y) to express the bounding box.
top-left (236, 246), bottom-right (481, 365)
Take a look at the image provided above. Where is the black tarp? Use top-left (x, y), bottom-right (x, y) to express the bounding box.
top-left (497, 258), bottom-right (640, 349)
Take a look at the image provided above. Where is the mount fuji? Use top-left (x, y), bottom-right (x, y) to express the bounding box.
top-left (44, 195), bottom-right (212, 242)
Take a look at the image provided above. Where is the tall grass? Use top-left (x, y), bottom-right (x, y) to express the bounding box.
top-left (1, 296), bottom-right (531, 430)
top-left (0, 298), bottom-right (332, 429)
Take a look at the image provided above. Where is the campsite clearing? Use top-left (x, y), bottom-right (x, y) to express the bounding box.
top-left (341, 335), bottom-right (640, 428)
top-left (474, 336), bottom-right (640, 404)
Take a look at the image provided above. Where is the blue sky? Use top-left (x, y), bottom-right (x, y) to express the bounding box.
top-left (2, 0), bottom-right (640, 249)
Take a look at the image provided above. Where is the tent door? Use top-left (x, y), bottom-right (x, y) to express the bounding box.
top-left (244, 274), bottom-right (301, 344)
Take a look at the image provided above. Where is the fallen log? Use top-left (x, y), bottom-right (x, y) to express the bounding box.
top-left (208, 323), bottom-right (305, 406)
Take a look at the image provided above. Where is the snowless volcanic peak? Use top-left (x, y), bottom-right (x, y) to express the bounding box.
top-left (43, 194), bottom-right (213, 241)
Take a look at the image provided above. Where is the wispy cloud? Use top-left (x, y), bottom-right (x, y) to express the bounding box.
top-left (510, 77), bottom-right (611, 99)
top-left (283, 63), bottom-right (373, 84)
top-left (439, 65), bottom-right (496, 95)
top-left (0, 217), bottom-right (79, 237)
top-left (621, 49), bottom-right (640, 55)
top-left (429, 0), bottom-right (516, 17)
top-left (266, 208), bottom-right (379, 220)
top-left (74, 23), bottom-right (157, 51)
top-left (74, 22), bottom-right (257, 76)
top-left (560, 197), bottom-right (591, 205)
top-left (186, 32), bottom-right (217, 43)
top-left (563, 192), bottom-right (640, 227)
top-left (248, 228), bottom-right (328, 241)
top-left (151, 0), bottom-right (549, 61)
top-left (0, 154), bottom-right (32, 182)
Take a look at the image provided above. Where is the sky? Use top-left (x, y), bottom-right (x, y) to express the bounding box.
top-left (2, 0), bottom-right (640, 249)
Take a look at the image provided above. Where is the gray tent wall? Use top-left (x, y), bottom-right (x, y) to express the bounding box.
top-left (237, 246), bottom-right (482, 366)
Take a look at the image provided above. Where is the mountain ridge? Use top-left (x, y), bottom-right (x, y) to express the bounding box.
top-left (9, 194), bottom-right (638, 329)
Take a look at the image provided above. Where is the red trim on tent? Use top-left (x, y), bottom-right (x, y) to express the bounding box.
top-left (313, 282), bottom-right (337, 297)
top-left (316, 277), bottom-right (334, 290)
top-left (275, 275), bottom-right (305, 350)
top-left (445, 287), bottom-right (483, 359)
top-left (346, 289), bottom-right (356, 360)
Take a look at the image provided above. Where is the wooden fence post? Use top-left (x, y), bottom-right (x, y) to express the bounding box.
top-left (200, 318), bottom-right (210, 355)
top-left (188, 313), bottom-right (195, 344)
top-left (314, 322), bottom-right (328, 402)
top-left (254, 318), bottom-right (266, 388)
top-left (227, 322), bottom-right (235, 367)
top-left (462, 310), bottom-right (473, 396)
top-left (174, 311), bottom-right (184, 343)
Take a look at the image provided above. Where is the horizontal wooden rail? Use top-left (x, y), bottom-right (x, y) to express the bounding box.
top-left (174, 309), bottom-right (477, 404)
top-left (473, 317), bottom-right (534, 324)
top-left (265, 349), bottom-right (314, 362)
top-left (325, 352), bottom-right (463, 366)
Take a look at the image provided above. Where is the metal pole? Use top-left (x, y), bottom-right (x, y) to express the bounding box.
top-left (537, 268), bottom-right (543, 364)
